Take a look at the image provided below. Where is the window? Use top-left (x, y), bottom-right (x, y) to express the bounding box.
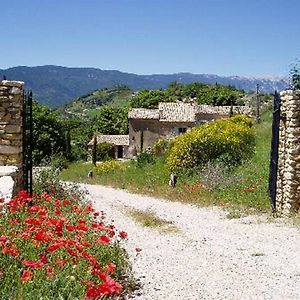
top-left (178, 127), bottom-right (187, 134)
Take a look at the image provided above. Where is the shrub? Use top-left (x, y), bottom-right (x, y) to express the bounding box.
top-left (152, 139), bottom-right (171, 156)
top-left (94, 160), bottom-right (124, 175)
top-left (97, 142), bottom-right (115, 161)
top-left (167, 115), bottom-right (255, 171)
top-left (136, 151), bottom-right (155, 167)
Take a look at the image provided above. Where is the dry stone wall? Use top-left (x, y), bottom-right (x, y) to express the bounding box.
top-left (276, 90), bottom-right (300, 214)
top-left (0, 80), bottom-right (24, 196)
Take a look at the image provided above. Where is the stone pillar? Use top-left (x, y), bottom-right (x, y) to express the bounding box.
top-left (276, 90), bottom-right (300, 215)
top-left (0, 80), bottom-right (24, 195)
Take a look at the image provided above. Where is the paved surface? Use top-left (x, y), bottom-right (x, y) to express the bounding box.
top-left (84, 184), bottom-right (300, 300)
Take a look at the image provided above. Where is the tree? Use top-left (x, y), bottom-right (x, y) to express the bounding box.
top-left (93, 106), bottom-right (128, 135)
top-left (32, 101), bottom-right (66, 165)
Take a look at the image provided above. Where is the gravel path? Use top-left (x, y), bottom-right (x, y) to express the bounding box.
top-left (84, 184), bottom-right (300, 300)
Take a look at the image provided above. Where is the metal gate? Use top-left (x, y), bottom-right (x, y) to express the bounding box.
top-left (268, 91), bottom-right (281, 211)
top-left (23, 90), bottom-right (33, 195)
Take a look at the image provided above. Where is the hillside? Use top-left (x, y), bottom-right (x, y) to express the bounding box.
top-left (60, 85), bottom-right (133, 117)
top-left (0, 65), bottom-right (288, 107)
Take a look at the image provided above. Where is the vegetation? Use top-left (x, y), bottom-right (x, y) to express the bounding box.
top-left (60, 111), bottom-right (272, 213)
top-left (130, 82), bottom-right (245, 109)
top-left (0, 167), bottom-right (134, 299)
top-left (92, 106), bottom-right (128, 135)
top-left (167, 115), bottom-right (255, 171)
top-left (32, 101), bottom-right (67, 165)
top-left (127, 208), bottom-right (179, 233)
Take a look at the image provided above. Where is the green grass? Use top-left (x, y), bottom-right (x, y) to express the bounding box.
top-left (60, 111), bottom-right (273, 213)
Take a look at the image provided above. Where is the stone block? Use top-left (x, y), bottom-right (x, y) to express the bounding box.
top-left (4, 125), bottom-right (21, 134)
top-left (0, 145), bottom-right (21, 154)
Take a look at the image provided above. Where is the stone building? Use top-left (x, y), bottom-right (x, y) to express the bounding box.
top-left (87, 134), bottom-right (129, 159)
top-left (128, 102), bottom-right (252, 156)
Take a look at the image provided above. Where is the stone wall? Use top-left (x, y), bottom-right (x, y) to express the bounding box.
top-left (276, 90), bottom-right (300, 214)
top-left (0, 80), bottom-right (24, 196)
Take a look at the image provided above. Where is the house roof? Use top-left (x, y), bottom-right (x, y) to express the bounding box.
top-left (128, 108), bottom-right (160, 120)
top-left (158, 102), bottom-right (197, 122)
top-left (128, 102), bottom-right (253, 123)
top-left (88, 135), bottom-right (129, 146)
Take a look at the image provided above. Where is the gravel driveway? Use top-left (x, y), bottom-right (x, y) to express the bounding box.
top-left (84, 184), bottom-right (300, 300)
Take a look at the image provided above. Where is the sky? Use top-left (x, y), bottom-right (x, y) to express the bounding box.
top-left (1, 0), bottom-right (300, 77)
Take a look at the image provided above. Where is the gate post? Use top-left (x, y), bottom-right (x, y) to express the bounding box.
top-left (276, 90), bottom-right (300, 214)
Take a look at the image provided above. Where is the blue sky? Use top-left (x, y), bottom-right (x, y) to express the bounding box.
top-left (1, 0), bottom-right (299, 77)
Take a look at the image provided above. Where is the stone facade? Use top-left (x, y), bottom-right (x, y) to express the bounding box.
top-left (0, 80), bottom-right (24, 196)
top-left (276, 90), bottom-right (300, 214)
top-left (128, 102), bottom-right (254, 156)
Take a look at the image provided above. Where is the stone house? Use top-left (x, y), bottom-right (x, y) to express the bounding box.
top-left (87, 134), bottom-right (129, 159)
top-left (128, 102), bottom-right (253, 156)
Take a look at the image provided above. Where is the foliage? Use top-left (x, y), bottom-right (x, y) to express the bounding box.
top-left (60, 112), bottom-right (272, 212)
top-left (92, 106), bottom-right (128, 135)
top-left (136, 151), bottom-right (156, 167)
top-left (130, 89), bottom-right (170, 109)
top-left (32, 101), bottom-right (67, 165)
top-left (166, 115), bottom-right (255, 171)
top-left (130, 82), bottom-right (244, 109)
top-left (152, 139), bottom-right (171, 156)
top-left (290, 62), bottom-right (300, 90)
top-left (93, 160), bottom-right (125, 175)
top-left (96, 142), bottom-right (115, 161)
top-left (0, 184), bottom-right (132, 299)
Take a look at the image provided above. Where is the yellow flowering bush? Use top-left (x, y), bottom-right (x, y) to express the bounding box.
top-left (166, 115), bottom-right (255, 171)
top-left (93, 160), bottom-right (124, 175)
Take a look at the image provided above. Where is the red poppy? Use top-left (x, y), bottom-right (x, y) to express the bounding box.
top-left (47, 242), bottom-right (64, 252)
top-left (119, 231), bottom-right (127, 239)
top-left (24, 218), bottom-right (42, 226)
top-left (106, 262), bottom-right (116, 274)
top-left (45, 266), bottom-right (54, 278)
top-left (55, 257), bottom-right (67, 268)
top-left (22, 260), bottom-right (44, 269)
top-left (20, 269), bottom-right (33, 283)
top-left (135, 247), bottom-right (142, 252)
top-left (2, 246), bottom-right (19, 257)
top-left (97, 235), bottom-right (110, 245)
top-left (66, 225), bottom-right (76, 231)
top-left (34, 229), bottom-right (52, 242)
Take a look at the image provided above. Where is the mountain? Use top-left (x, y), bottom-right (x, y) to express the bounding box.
top-left (0, 65), bottom-right (289, 107)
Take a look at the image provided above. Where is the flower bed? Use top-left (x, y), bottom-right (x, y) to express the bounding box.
top-left (0, 189), bottom-right (131, 299)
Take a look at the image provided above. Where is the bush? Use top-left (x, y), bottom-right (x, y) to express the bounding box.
top-left (93, 160), bottom-right (124, 175)
top-left (136, 151), bottom-right (155, 167)
top-left (167, 115), bottom-right (255, 171)
top-left (152, 139), bottom-right (171, 156)
top-left (96, 142), bottom-right (115, 161)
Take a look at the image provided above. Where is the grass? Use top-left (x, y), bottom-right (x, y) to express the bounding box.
top-left (60, 111), bottom-right (273, 214)
top-left (127, 208), bottom-right (179, 233)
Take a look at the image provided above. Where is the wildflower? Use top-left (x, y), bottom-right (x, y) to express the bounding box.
top-left (97, 235), bottom-right (110, 245)
top-left (106, 262), bottom-right (116, 274)
top-left (20, 269), bottom-right (33, 283)
top-left (45, 266), bottom-right (54, 278)
top-left (22, 260), bottom-right (45, 269)
top-left (2, 246), bottom-right (19, 257)
top-left (119, 231), bottom-right (128, 239)
top-left (135, 247), bottom-right (142, 253)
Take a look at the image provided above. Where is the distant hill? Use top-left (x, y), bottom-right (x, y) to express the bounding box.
top-left (0, 65), bottom-right (288, 107)
top-left (60, 85), bottom-right (133, 117)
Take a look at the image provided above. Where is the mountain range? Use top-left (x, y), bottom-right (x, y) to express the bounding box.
top-left (0, 65), bottom-right (289, 107)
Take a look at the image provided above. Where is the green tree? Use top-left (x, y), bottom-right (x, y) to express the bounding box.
top-left (93, 106), bottom-right (128, 135)
top-left (130, 90), bottom-right (169, 108)
top-left (32, 101), bottom-right (66, 165)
